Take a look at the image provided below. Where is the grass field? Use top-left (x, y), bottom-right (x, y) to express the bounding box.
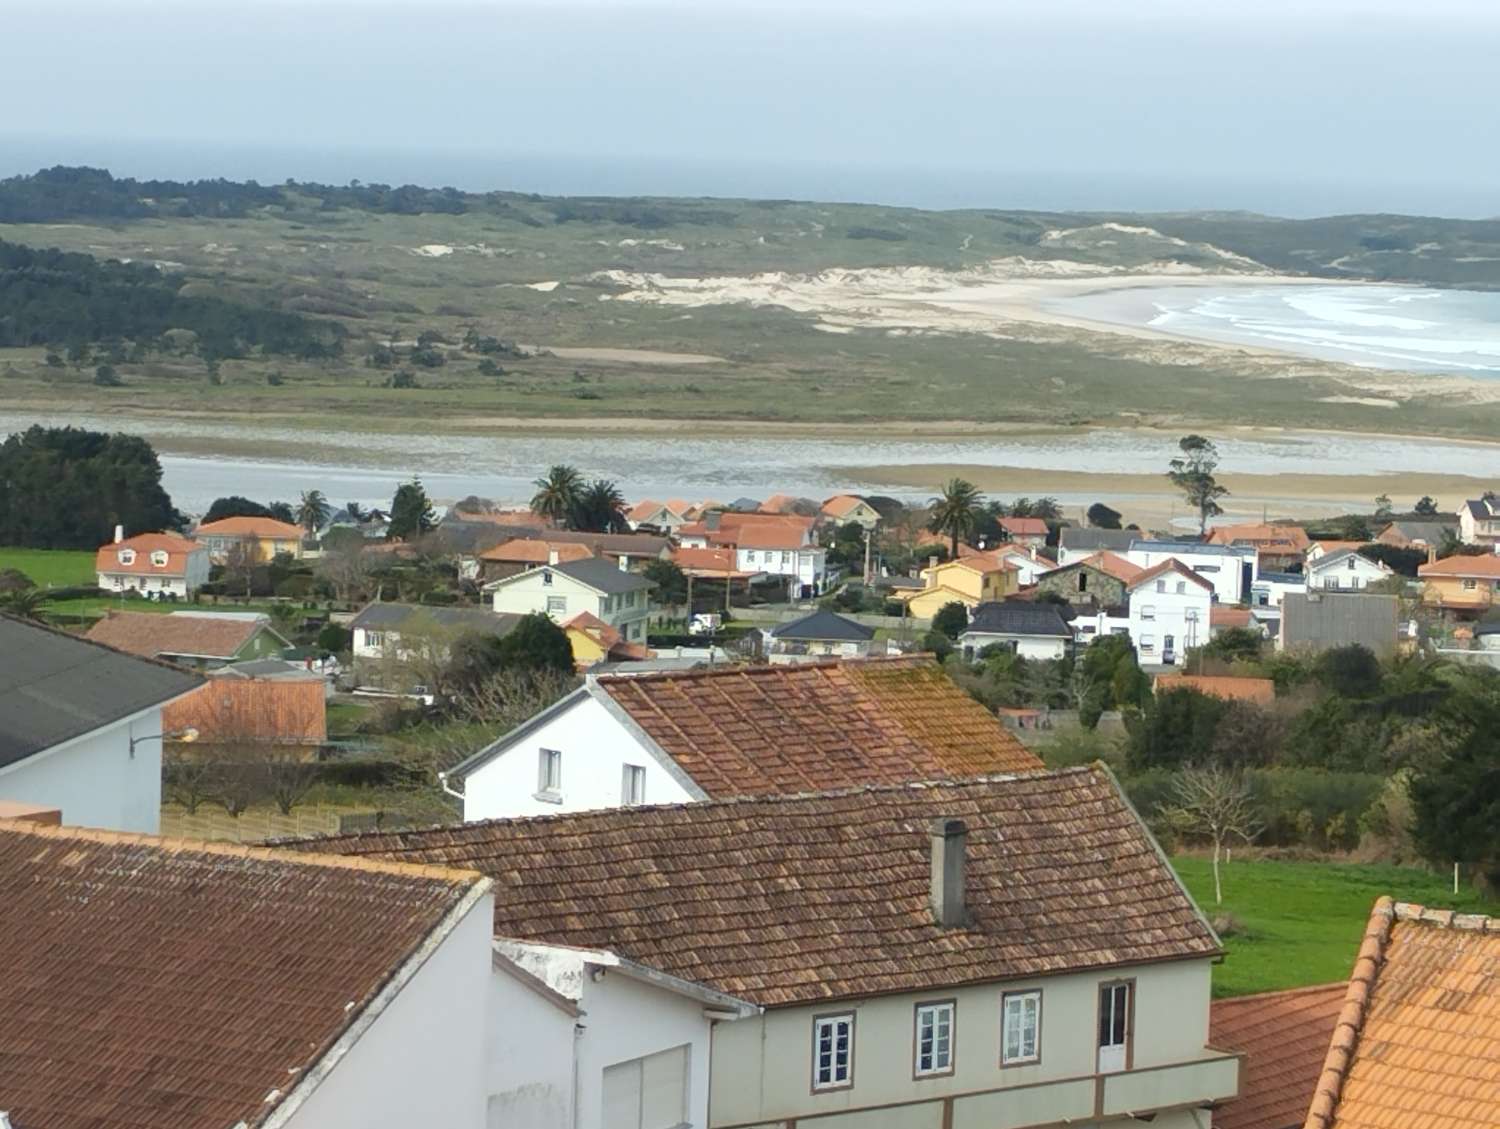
top-left (0, 548), bottom-right (96, 588)
top-left (1171, 856), bottom-right (1498, 997)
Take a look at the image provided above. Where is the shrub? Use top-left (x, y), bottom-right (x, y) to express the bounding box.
top-left (92, 364), bottom-right (122, 386)
top-left (921, 629), bottom-right (954, 659)
top-left (931, 601), bottom-right (969, 640)
top-left (317, 623), bottom-right (352, 654)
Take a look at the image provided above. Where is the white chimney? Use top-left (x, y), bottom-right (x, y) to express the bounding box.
top-left (618, 554), bottom-right (629, 571)
top-left (548, 548), bottom-right (560, 566)
top-left (930, 818), bottom-right (968, 928)
top-left (114, 524), bottom-right (124, 544)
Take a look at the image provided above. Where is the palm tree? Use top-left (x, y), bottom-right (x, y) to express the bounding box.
top-left (927, 478), bottom-right (984, 558)
top-left (297, 489), bottom-right (331, 534)
top-left (530, 464), bottom-right (584, 527)
top-left (345, 501), bottom-right (368, 522)
top-left (572, 478), bottom-right (628, 533)
top-left (1, 587), bottom-right (47, 621)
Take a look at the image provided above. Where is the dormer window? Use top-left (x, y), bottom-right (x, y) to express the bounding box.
top-left (151, 550), bottom-right (169, 568)
top-left (117, 549), bottom-right (136, 566)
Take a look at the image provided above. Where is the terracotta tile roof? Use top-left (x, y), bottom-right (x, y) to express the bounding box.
top-left (1212, 606), bottom-right (1255, 629)
top-left (1418, 553), bottom-right (1500, 578)
top-left (1155, 674), bottom-right (1275, 705)
top-left (1129, 557), bottom-right (1214, 592)
top-left (759, 492), bottom-right (799, 513)
top-left (670, 546), bottom-right (756, 577)
top-left (1311, 541), bottom-right (1367, 556)
top-left (627, 499), bottom-right (685, 523)
top-left (1208, 524), bottom-right (1312, 551)
top-left (730, 525), bottom-right (817, 550)
top-left (1305, 899), bottom-right (1500, 1129)
top-left (194, 515), bottom-right (305, 539)
top-left (0, 819), bottom-right (485, 1129)
top-left (822, 494), bottom-right (869, 518)
top-left (1211, 984), bottom-right (1346, 1129)
top-left (479, 538), bottom-right (595, 564)
top-left (283, 766), bottom-right (1220, 1007)
top-left (999, 516), bottom-right (1048, 536)
top-left (595, 655), bottom-right (1041, 794)
top-left (85, 610), bottom-right (277, 661)
top-left (94, 532), bottom-right (202, 577)
top-left (1078, 550), bottom-right (1146, 583)
top-left (163, 678), bottom-right (327, 745)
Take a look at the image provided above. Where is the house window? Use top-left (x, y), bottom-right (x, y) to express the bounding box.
top-left (782, 551), bottom-right (792, 567)
top-left (1139, 634), bottom-right (1155, 651)
top-left (537, 748), bottom-right (562, 796)
top-left (746, 550), bottom-right (757, 563)
top-left (1324, 577), bottom-right (1339, 589)
top-left (1155, 579), bottom-right (1166, 592)
top-left (1001, 990), bottom-right (1042, 1066)
top-left (812, 1013), bottom-right (854, 1090)
top-left (365, 630), bottom-right (386, 649)
top-left (1175, 581), bottom-right (1186, 594)
top-left (1464, 578), bottom-right (1478, 590)
top-left (1140, 605), bottom-right (1155, 621)
top-left (1347, 558), bottom-right (1358, 570)
top-left (914, 1001), bottom-right (955, 1077)
top-left (150, 550), bottom-right (169, 567)
top-left (622, 764), bottom-right (647, 806)
top-left (117, 548), bottom-right (136, 565)
top-left (547, 595), bottom-right (568, 615)
top-left (542, 570), bottom-right (553, 586)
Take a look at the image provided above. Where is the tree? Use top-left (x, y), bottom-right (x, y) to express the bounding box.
top-left (571, 478), bottom-right (628, 533)
top-left (296, 489), bottom-right (330, 535)
top-left (204, 496), bottom-right (272, 522)
top-left (1125, 687), bottom-right (1229, 770)
top-left (388, 478), bottom-right (436, 542)
top-left (643, 558), bottom-right (688, 609)
top-left (1200, 626), bottom-right (1264, 663)
top-left (1373, 494), bottom-right (1393, 521)
top-left (223, 541), bottom-right (259, 598)
top-left (932, 600), bottom-right (970, 640)
top-left (1413, 495), bottom-right (1440, 517)
top-left (267, 500), bottom-right (296, 524)
top-left (1167, 435), bottom-right (1229, 535)
top-left (927, 478), bottom-right (984, 558)
top-left (93, 363), bottom-right (121, 386)
top-left (1086, 503), bottom-right (1123, 529)
top-left (0, 586), bottom-right (46, 619)
top-left (493, 613), bottom-right (576, 676)
top-left (317, 623), bottom-right (352, 654)
top-left (531, 464), bottom-right (583, 527)
top-left (1315, 644), bottom-right (1383, 698)
top-left (1410, 701), bottom-right (1500, 888)
top-left (1165, 763), bottom-right (1263, 905)
top-left (315, 536), bottom-right (372, 602)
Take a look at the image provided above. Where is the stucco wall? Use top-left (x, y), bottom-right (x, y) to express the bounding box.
top-left (1129, 582), bottom-right (1211, 663)
top-left (462, 693), bottom-right (697, 821)
top-left (283, 891), bottom-right (493, 1129)
top-left (486, 968), bottom-right (577, 1129)
top-left (709, 960), bottom-right (1215, 1128)
top-left (1126, 548), bottom-right (1248, 605)
top-left (0, 708), bottom-right (164, 833)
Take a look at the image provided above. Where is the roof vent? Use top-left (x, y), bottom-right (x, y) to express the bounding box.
top-left (929, 818), bottom-right (968, 928)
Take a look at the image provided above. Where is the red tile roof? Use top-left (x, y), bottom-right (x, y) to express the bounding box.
top-left (595, 655), bottom-right (1041, 794)
top-left (284, 766), bottom-right (1221, 1007)
top-left (85, 611), bottom-right (279, 661)
top-left (1129, 557), bottom-right (1214, 592)
top-left (1155, 674), bottom-right (1275, 705)
top-left (195, 516), bottom-right (305, 539)
top-left (1208, 524), bottom-right (1312, 552)
top-left (1078, 550), bottom-right (1146, 583)
top-left (670, 546), bottom-right (757, 577)
top-left (163, 678), bottom-right (327, 745)
top-left (1212, 606), bottom-right (1255, 629)
top-left (0, 819), bottom-right (484, 1129)
top-left (1305, 899), bottom-right (1500, 1129)
top-left (822, 494), bottom-right (870, 518)
top-left (1418, 553), bottom-right (1500, 578)
top-left (999, 516), bottom-right (1048, 536)
top-left (479, 538), bottom-right (595, 564)
top-left (94, 532), bottom-right (202, 577)
top-left (1211, 984), bottom-right (1346, 1129)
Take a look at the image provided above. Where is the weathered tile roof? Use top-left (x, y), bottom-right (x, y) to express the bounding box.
top-left (1211, 606), bottom-right (1255, 629)
top-left (163, 678), bottom-right (328, 745)
top-left (194, 515), bottom-right (305, 539)
top-left (1208, 523), bottom-right (1312, 551)
top-left (85, 610), bottom-right (275, 661)
top-left (1128, 557), bottom-right (1213, 592)
top-left (999, 516), bottom-right (1048, 536)
top-left (480, 538), bottom-right (595, 565)
top-left (284, 766), bottom-right (1219, 1007)
top-left (0, 819), bottom-right (486, 1129)
top-left (349, 602), bottom-right (522, 636)
top-left (94, 532), bottom-right (202, 577)
top-left (596, 655), bottom-right (1041, 792)
top-left (1212, 984), bottom-right (1346, 1129)
top-left (1419, 553), bottom-right (1500, 578)
top-left (0, 615), bottom-right (202, 770)
top-left (1305, 899), bottom-right (1500, 1129)
top-left (1154, 674), bottom-right (1275, 705)
top-left (1078, 550), bottom-right (1146, 583)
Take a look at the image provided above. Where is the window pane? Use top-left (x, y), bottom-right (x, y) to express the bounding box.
top-left (1112, 987), bottom-right (1128, 1044)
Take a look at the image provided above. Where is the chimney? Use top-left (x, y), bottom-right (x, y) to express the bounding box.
top-left (929, 818), bottom-right (968, 928)
top-left (114, 524), bottom-right (124, 544)
top-left (618, 554), bottom-right (629, 571)
top-left (928, 554), bottom-right (939, 571)
top-left (548, 547), bottom-right (560, 566)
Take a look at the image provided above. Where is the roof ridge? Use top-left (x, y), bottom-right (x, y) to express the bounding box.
top-left (0, 816), bottom-right (484, 886)
top-left (594, 653), bottom-right (929, 685)
top-left (1391, 900), bottom-right (1500, 932)
top-left (1304, 896), bottom-right (1396, 1129)
top-left (1214, 981), bottom-right (1348, 1008)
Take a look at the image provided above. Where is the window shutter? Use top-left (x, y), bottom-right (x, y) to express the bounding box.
top-left (602, 1060), bottom-right (643, 1129)
top-left (640, 1046), bottom-right (688, 1128)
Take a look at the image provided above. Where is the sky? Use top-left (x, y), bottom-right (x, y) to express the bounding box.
top-left (2, 0), bottom-right (1497, 216)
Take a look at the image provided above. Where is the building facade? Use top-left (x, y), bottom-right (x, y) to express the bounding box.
top-left (487, 557), bottom-right (655, 643)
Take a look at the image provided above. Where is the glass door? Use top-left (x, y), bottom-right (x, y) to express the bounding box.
top-left (1097, 982), bottom-right (1130, 1074)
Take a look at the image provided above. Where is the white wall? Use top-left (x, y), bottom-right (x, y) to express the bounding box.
top-left (709, 960), bottom-right (1218, 1129)
top-left (1125, 547), bottom-right (1250, 605)
top-left (1250, 574), bottom-right (1307, 609)
top-left (462, 692), bottom-right (698, 821)
top-left (486, 967), bottom-right (577, 1128)
top-left (960, 632), bottom-right (1068, 661)
top-left (1308, 554), bottom-right (1389, 592)
top-left (0, 708), bottom-right (164, 833)
top-left (1129, 579), bottom-right (1211, 664)
top-left (283, 892), bottom-right (493, 1129)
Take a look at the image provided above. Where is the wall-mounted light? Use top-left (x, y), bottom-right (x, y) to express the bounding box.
top-left (129, 727), bottom-right (199, 758)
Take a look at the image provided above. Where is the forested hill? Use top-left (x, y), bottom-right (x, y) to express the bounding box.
top-left (3, 166), bottom-right (1500, 288)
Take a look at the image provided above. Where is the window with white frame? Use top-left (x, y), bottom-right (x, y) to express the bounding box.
top-left (1155, 579), bottom-right (1165, 592)
top-left (365, 630), bottom-right (386, 649)
top-left (538, 748), bottom-right (562, 795)
top-left (914, 1001), bottom-right (955, 1076)
top-left (117, 548), bottom-right (136, 565)
top-left (622, 764), bottom-right (646, 806)
top-left (812, 1014), bottom-right (854, 1090)
top-left (1139, 634), bottom-right (1156, 650)
top-left (547, 595), bottom-right (568, 615)
top-left (1176, 580), bottom-right (1186, 594)
top-left (1001, 990), bottom-right (1041, 1065)
top-left (150, 550), bottom-right (169, 567)
top-left (1140, 605), bottom-right (1155, 621)
top-left (1464, 578), bottom-right (1478, 590)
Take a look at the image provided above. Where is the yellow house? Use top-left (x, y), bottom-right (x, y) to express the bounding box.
top-left (1417, 553), bottom-right (1500, 613)
top-left (899, 559), bottom-right (1017, 619)
top-left (194, 516), bottom-right (306, 562)
top-left (562, 611), bottom-right (650, 669)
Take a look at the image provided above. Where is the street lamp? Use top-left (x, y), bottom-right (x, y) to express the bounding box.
top-left (128, 727), bottom-right (199, 758)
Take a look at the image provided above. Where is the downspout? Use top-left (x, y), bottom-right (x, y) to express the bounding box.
top-left (572, 1021), bottom-right (584, 1129)
top-left (437, 770), bottom-right (466, 804)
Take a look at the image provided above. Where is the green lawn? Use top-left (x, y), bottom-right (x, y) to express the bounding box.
top-left (0, 548), bottom-right (96, 588)
top-left (1172, 856), bottom-right (1498, 997)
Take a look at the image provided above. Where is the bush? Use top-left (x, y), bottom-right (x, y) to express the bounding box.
top-left (921, 629), bottom-right (954, 659)
top-left (92, 364), bottom-right (122, 386)
top-left (419, 589), bottom-right (460, 605)
top-left (317, 623), bottom-right (352, 654)
top-left (1249, 768), bottom-right (1385, 850)
top-left (274, 574), bottom-right (314, 599)
top-left (931, 601), bottom-right (970, 640)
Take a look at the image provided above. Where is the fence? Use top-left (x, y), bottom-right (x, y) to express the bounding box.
top-left (160, 804), bottom-right (388, 843)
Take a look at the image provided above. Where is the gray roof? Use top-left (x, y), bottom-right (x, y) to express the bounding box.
top-left (552, 557), bottom-right (655, 595)
top-left (208, 658), bottom-right (323, 680)
top-left (1385, 520), bottom-right (1457, 542)
top-left (965, 601), bottom-right (1074, 638)
top-left (1058, 528), bottom-right (1137, 552)
top-left (1131, 539), bottom-right (1256, 559)
top-left (769, 609), bottom-right (875, 642)
top-left (0, 615), bottom-right (202, 770)
top-left (350, 603), bottom-right (523, 635)
top-left (1279, 593), bottom-right (1399, 657)
top-left (1475, 619), bottom-right (1500, 637)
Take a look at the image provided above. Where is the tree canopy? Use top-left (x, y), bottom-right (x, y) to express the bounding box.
top-left (927, 478), bottom-right (983, 557)
top-left (388, 479), bottom-right (436, 542)
top-left (1167, 435), bottom-right (1229, 535)
top-left (531, 464), bottom-right (583, 527)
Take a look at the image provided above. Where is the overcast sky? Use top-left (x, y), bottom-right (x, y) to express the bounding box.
top-left (2, 0), bottom-right (1497, 215)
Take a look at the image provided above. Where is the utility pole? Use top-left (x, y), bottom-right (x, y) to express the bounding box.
top-left (863, 527), bottom-right (873, 586)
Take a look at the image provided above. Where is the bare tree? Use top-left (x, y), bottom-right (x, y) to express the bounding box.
top-left (223, 540), bottom-right (259, 598)
top-left (178, 681), bottom-right (324, 817)
top-left (1166, 763), bottom-right (1263, 905)
top-left (162, 742), bottom-right (217, 814)
top-left (316, 539), bottom-right (374, 603)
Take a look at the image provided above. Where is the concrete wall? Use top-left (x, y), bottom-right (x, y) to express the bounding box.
top-left (462, 693), bottom-right (697, 821)
top-left (1129, 580), bottom-right (1211, 664)
top-left (1125, 547), bottom-right (1249, 605)
top-left (486, 968), bottom-right (577, 1128)
top-left (960, 632), bottom-right (1068, 661)
top-left (709, 960), bottom-right (1215, 1129)
top-left (284, 891), bottom-right (493, 1129)
top-left (0, 708), bottom-right (164, 833)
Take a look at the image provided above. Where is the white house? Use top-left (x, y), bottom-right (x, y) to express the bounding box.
top-left (821, 494), bottom-right (883, 529)
top-left (346, 603), bottom-right (522, 689)
top-left (1460, 495), bottom-right (1500, 548)
top-left (442, 656), bottom-right (1041, 822)
top-left (960, 601), bottom-right (1074, 660)
top-left (1124, 540), bottom-right (1256, 605)
top-left (1250, 569), bottom-right (1308, 610)
top-left (0, 817), bottom-right (493, 1129)
top-left (0, 616), bottom-right (201, 833)
top-left (626, 499), bottom-right (692, 532)
top-left (1306, 547), bottom-right (1393, 592)
top-left (762, 607), bottom-right (881, 662)
top-left (304, 767), bottom-right (1242, 1129)
top-left (996, 544), bottom-right (1059, 586)
top-left (734, 529), bottom-right (830, 597)
top-left (94, 528), bottom-right (211, 599)
top-left (1126, 559), bottom-right (1214, 665)
top-left (487, 556), bottom-right (655, 644)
